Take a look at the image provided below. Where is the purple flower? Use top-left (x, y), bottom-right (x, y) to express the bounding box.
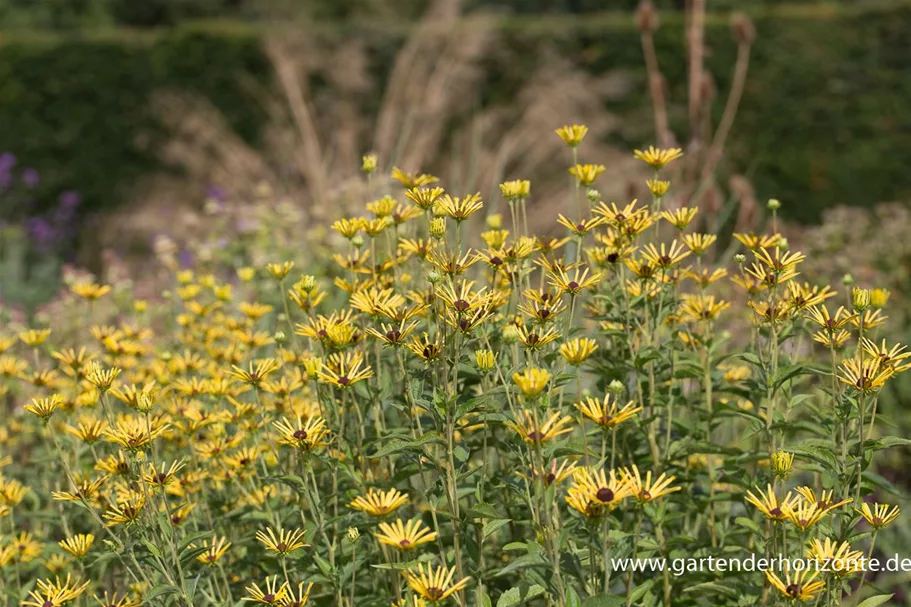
top-left (179, 249), bottom-right (194, 268)
top-left (26, 217), bottom-right (56, 249)
top-left (206, 185), bottom-right (226, 202)
top-left (58, 190), bottom-right (81, 209)
top-left (0, 153), bottom-right (16, 171)
top-left (20, 168), bottom-right (40, 189)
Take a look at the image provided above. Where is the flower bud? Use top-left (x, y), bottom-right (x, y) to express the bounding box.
top-left (608, 379), bottom-right (625, 395)
top-left (842, 273), bottom-right (854, 286)
top-left (586, 189), bottom-right (601, 202)
top-left (361, 154), bottom-right (378, 175)
top-left (733, 253), bottom-right (746, 264)
top-left (300, 275), bottom-right (316, 292)
top-left (346, 527), bottom-right (361, 543)
top-left (486, 214), bottom-right (503, 229)
top-left (770, 450), bottom-right (794, 478)
top-left (767, 198), bottom-right (781, 211)
top-left (852, 287), bottom-right (870, 311)
top-left (429, 218), bottom-right (446, 240)
top-left (475, 349), bottom-right (496, 372)
top-left (427, 271), bottom-right (442, 285)
top-left (274, 331), bottom-right (287, 344)
top-left (351, 234), bottom-right (365, 249)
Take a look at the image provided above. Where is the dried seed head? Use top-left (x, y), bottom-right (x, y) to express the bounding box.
top-left (731, 13), bottom-right (755, 45)
top-left (636, 1), bottom-right (659, 33)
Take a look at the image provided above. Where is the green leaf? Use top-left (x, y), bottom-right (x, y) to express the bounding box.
top-left (735, 516), bottom-right (761, 534)
top-left (496, 585), bottom-right (546, 607)
top-left (371, 432), bottom-right (443, 459)
top-left (682, 582), bottom-right (739, 598)
top-left (494, 553), bottom-right (549, 577)
top-left (141, 540), bottom-right (163, 559)
top-left (143, 584), bottom-right (180, 604)
top-left (566, 587), bottom-right (583, 607)
top-left (581, 595), bottom-right (626, 607)
top-left (856, 595), bottom-right (893, 607)
top-left (482, 518), bottom-right (512, 540)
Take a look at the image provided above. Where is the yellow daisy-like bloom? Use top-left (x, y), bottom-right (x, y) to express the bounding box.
top-left (244, 576), bottom-right (290, 605)
top-left (770, 450), bottom-right (794, 478)
top-left (272, 416), bottom-right (330, 451)
top-left (870, 288), bottom-right (891, 308)
top-left (732, 231), bottom-right (781, 251)
top-left (1, 477), bottom-right (30, 506)
top-left (555, 124), bottom-right (588, 147)
top-left (575, 395), bottom-right (642, 429)
top-left (23, 575), bottom-right (90, 607)
top-left (838, 356), bottom-right (894, 392)
top-left (813, 328), bottom-right (850, 350)
top-left (391, 167), bottom-right (438, 190)
top-left (793, 487), bottom-right (850, 514)
top-left (317, 353), bottom-right (373, 388)
top-left (43, 554), bottom-right (71, 574)
top-left (71, 282), bottom-right (112, 300)
top-left (403, 563), bottom-right (471, 602)
top-left (568, 163), bottom-right (605, 186)
top-left (436, 193), bottom-right (483, 221)
top-left (549, 266), bottom-right (601, 296)
top-left (862, 337), bottom-right (911, 371)
top-left (661, 207), bottom-right (697, 230)
top-left (765, 567), bottom-right (824, 602)
top-left (745, 485), bottom-right (798, 521)
top-left (641, 240), bottom-right (691, 270)
top-left (59, 534), bottom-right (94, 558)
top-left (682, 233), bottom-right (717, 255)
top-left (404, 186), bottom-right (445, 210)
top-left (512, 368), bottom-right (551, 398)
top-left (85, 361), bottom-right (122, 392)
top-left (266, 261), bottom-right (295, 280)
top-left (19, 328), bottom-right (52, 347)
top-left (678, 294), bottom-right (730, 323)
top-left (24, 394), bottom-right (63, 421)
top-left (374, 518), bottom-right (438, 551)
top-left (103, 416), bottom-right (169, 452)
top-left (349, 488), bottom-right (409, 516)
top-left (406, 333), bottom-right (443, 362)
top-left (806, 538), bottom-right (865, 577)
top-left (618, 465), bottom-right (680, 502)
top-left (94, 592), bottom-right (142, 607)
top-left (331, 217), bottom-right (365, 239)
top-left (51, 475), bottom-right (108, 503)
top-left (256, 527), bottom-right (308, 556)
top-left (646, 179), bottom-right (670, 197)
top-left (279, 582), bottom-right (314, 607)
top-left (786, 499), bottom-right (828, 532)
top-left (506, 410), bottom-right (573, 444)
top-left (559, 338), bottom-right (598, 365)
top-left (104, 491), bottom-right (146, 526)
top-left (556, 214), bottom-right (605, 236)
top-left (231, 358), bottom-right (282, 387)
top-left (855, 502), bottom-right (900, 529)
top-left (520, 459), bottom-right (578, 488)
top-left (143, 460), bottom-right (185, 491)
top-left (633, 146), bottom-right (683, 169)
top-left (516, 325), bottom-right (560, 350)
top-left (499, 179), bottom-right (531, 201)
top-left (474, 349), bottom-right (496, 372)
top-left (571, 467), bottom-right (633, 510)
top-left (196, 536), bottom-right (231, 565)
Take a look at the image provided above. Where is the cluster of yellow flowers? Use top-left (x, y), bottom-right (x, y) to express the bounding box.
top-left (0, 125), bottom-right (906, 607)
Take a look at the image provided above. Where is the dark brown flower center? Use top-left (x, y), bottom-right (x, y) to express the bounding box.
top-left (769, 507), bottom-right (782, 517)
top-left (596, 488), bottom-right (615, 503)
top-left (337, 376), bottom-right (351, 386)
top-left (293, 430), bottom-right (308, 440)
top-left (786, 584), bottom-right (800, 597)
top-left (262, 593), bottom-right (275, 603)
top-left (567, 281), bottom-right (580, 291)
top-left (454, 299), bottom-right (470, 312)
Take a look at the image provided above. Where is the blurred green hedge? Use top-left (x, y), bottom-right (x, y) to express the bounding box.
top-left (1, 2), bottom-right (910, 224)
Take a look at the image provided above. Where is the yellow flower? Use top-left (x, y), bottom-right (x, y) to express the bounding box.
top-left (793, 487), bottom-right (850, 514)
top-left (58, 534), bottom-right (94, 558)
top-left (85, 361), bottom-right (121, 392)
top-left (806, 538), bottom-right (864, 577)
top-left (374, 518), bottom-right (438, 551)
top-left (404, 186), bottom-right (445, 210)
top-left (499, 179), bottom-right (531, 201)
top-left (406, 334), bottom-right (443, 362)
top-left (516, 325), bottom-right (560, 350)
top-left (196, 536), bottom-right (231, 565)
top-left (770, 450), bottom-right (794, 478)
top-left (851, 287), bottom-right (870, 311)
top-left (661, 207), bottom-right (697, 230)
top-left (745, 484), bottom-right (797, 521)
top-left (24, 394), bottom-right (63, 421)
top-left (549, 266), bottom-right (601, 295)
top-left (520, 459), bottom-right (578, 488)
top-left (633, 146), bottom-right (683, 169)
top-left (786, 500), bottom-right (827, 531)
top-left (272, 416), bottom-right (329, 452)
top-left (560, 338), bottom-right (598, 365)
top-left (103, 491), bottom-right (146, 526)
top-left (855, 502), bottom-right (900, 529)
top-left (231, 358), bottom-right (282, 387)
top-left (280, 583), bottom-right (314, 607)
top-left (618, 465), bottom-right (679, 502)
top-left (568, 164), bottom-right (605, 186)
top-left (555, 124), bottom-right (588, 147)
top-left (256, 527), bottom-right (308, 556)
top-left (22, 575), bottom-right (90, 607)
top-left (838, 356), bottom-right (894, 392)
top-left (349, 488), bottom-right (408, 516)
top-left (71, 282), bottom-right (112, 300)
top-left (94, 592), bottom-right (142, 607)
top-left (474, 349), bottom-right (496, 372)
top-left (575, 395), bottom-right (642, 429)
top-left (556, 214), bottom-right (605, 236)
top-left (436, 193), bottom-right (483, 221)
top-left (870, 288), bottom-right (891, 308)
top-left (361, 153), bottom-right (378, 174)
top-left (512, 368), bottom-right (551, 397)
top-left (765, 567), bottom-right (824, 601)
top-left (103, 416), bottom-right (169, 452)
top-left (506, 410), bottom-right (573, 444)
top-left (403, 563), bottom-right (471, 602)
top-left (570, 467), bottom-right (633, 510)
top-left (682, 233), bottom-right (717, 255)
top-left (244, 576), bottom-right (290, 605)
top-left (19, 328), bottom-right (52, 347)
top-left (391, 167), bottom-right (438, 189)
top-left (646, 179), bottom-right (670, 197)
top-left (367, 195), bottom-right (397, 217)
top-left (641, 240), bottom-right (690, 269)
top-left (266, 261), bottom-right (295, 280)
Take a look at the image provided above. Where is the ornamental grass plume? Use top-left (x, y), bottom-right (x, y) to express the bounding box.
top-left (0, 126), bottom-right (908, 607)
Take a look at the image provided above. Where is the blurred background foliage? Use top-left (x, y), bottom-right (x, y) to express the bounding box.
top-left (0, 0), bottom-right (909, 228)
